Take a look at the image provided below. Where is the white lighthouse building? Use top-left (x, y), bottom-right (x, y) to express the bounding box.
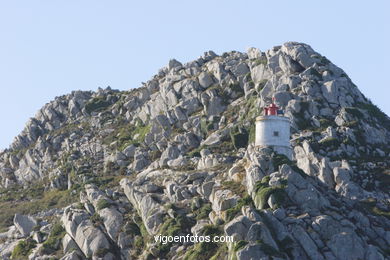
top-left (255, 101), bottom-right (292, 159)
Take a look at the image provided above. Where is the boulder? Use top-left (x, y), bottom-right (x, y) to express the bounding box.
top-left (13, 214), bottom-right (37, 237)
top-left (210, 189), bottom-right (239, 213)
top-left (60, 251), bottom-right (83, 260)
top-left (62, 207), bottom-right (112, 258)
top-left (198, 72), bottom-right (214, 89)
top-left (327, 232), bottom-right (365, 260)
top-left (291, 225), bottom-right (324, 260)
top-left (247, 47), bottom-right (261, 59)
top-left (62, 233), bottom-right (80, 254)
top-left (224, 216), bottom-right (252, 241)
top-left (160, 144), bottom-right (180, 166)
top-left (246, 222), bottom-right (278, 250)
top-left (99, 207), bottom-right (123, 242)
top-left (236, 244), bottom-right (268, 260)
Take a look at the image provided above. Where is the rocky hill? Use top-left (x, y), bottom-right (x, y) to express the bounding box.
top-left (0, 42), bottom-right (389, 260)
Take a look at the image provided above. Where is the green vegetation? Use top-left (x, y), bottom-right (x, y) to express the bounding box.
top-left (195, 203), bottom-right (212, 220)
top-left (253, 176), bottom-right (287, 209)
top-left (319, 137), bottom-right (339, 149)
top-left (85, 96), bottom-right (111, 114)
top-left (209, 243), bottom-right (228, 260)
top-left (95, 248), bottom-right (110, 258)
top-left (230, 126), bottom-right (249, 149)
top-left (308, 68), bottom-right (322, 80)
top-left (11, 238), bottom-right (37, 259)
top-left (222, 181), bottom-right (246, 197)
top-left (345, 107), bottom-right (363, 119)
top-left (353, 129), bottom-right (367, 145)
top-left (319, 55), bottom-right (330, 65)
top-left (103, 120), bottom-right (151, 150)
top-left (357, 198), bottom-right (390, 219)
top-left (343, 120), bottom-right (358, 128)
top-left (90, 213), bottom-right (104, 227)
top-left (294, 101), bottom-right (311, 129)
top-left (271, 153), bottom-right (306, 178)
top-left (200, 117), bottom-right (218, 135)
top-left (0, 185), bottom-right (77, 232)
top-left (357, 102), bottom-right (390, 130)
top-left (186, 146), bottom-right (203, 158)
top-left (258, 79), bottom-right (268, 91)
top-left (131, 216), bottom-right (149, 257)
top-left (253, 56), bottom-right (268, 66)
top-left (319, 118), bottom-right (333, 128)
top-left (96, 199), bottom-right (112, 210)
top-left (40, 222), bottom-right (66, 255)
top-left (225, 195), bottom-right (253, 222)
top-left (183, 224), bottom-right (223, 260)
top-left (255, 186), bottom-right (286, 209)
top-left (83, 175), bottom-right (126, 190)
top-left (122, 221), bottom-right (141, 236)
top-left (272, 154), bottom-right (291, 169)
top-left (234, 240), bottom-right (248, 251)
top-left (159, 215), bottom-right (190, 237)
top-left (248, 124), bottom-right (256, 144)
top-left (229, 83), bottom-right (244, 96)
top-left (155, 215), bottom-right (194, 255)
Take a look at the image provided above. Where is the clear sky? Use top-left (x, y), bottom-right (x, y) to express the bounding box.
top-left (0, 1), bottom-right (389, 149)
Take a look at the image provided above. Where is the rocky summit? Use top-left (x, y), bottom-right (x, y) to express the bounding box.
top-left (0, 42), bottom-right (389, 260)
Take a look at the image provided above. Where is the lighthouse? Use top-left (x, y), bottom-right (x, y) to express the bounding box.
top-left (255, 100), bottom-right (292, 159)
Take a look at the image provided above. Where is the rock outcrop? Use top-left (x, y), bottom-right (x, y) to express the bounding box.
top-left (0, 42), bottom-right (389, 259)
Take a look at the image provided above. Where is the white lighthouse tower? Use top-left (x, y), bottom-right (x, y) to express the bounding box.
top-left (255, 100), bottom-right (292, 159)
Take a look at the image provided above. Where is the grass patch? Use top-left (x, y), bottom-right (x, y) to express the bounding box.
top-left (253, 176), bottom-right (287, 210)
top-left (11, 238), bottom-right (37, 260)
top-left (345, 107), bottom-right (363, 119)
top-left (254, 186), bottom-right (286, 209)
top-left (230, 127), bottom-right (249, 149)
top-left (319, 137), bottom-right (339, 149)
top-left (90, 213), bottom-right (104, 227)
top-left (271, 153), bottom-right (306, 178)
top-left (357, 102), bottom-right (390, 130)
top-left (103, 121), bottom-right (151, 150)
top-left (200, 117), bottom-right (219, 136)
top-left (319, 118), bottom-right (333, 128)
top-left (155, 215), bottom-right (194, 256)
top-left (234, 240), bottom-right (248, 251)
top-left (85, 96), bottom-right (111, 114)
top-left (222, 181), bottom-right (246, 198)
top-left (229, 83), bottom-right (244, 96)
top-left (0, 187), bottom-right (77, 233)
top-left (195, 203), bottom-right (212, 220)
top-left (95, 248), bottom-right (110, 258)
top-left (294, 101), bottom-right (311, 129)
top-left (225, 195), bottom-right (253, 222)
top-left (357, 198), bottom-right (390, 219)
top-left (272, 153), bottom-right (292, 169)
top-left (39, 222), bottom-right (66, 255)
top-left (186, 145), bottom-right (205, 158)
top-left (258, 79), bottom-right (268, 91)
top-left (308, 68), bottom-right (322, 80)
top-left (96, 199), bottom-right (112, 210)
top-left (209, 243), bottom-right (228, 260)
top-left (248, 124), bottom-right (256, 144)
top-left (343, 120), bottom-right (358, 128)
top-left (253, 57), bottom-right (267, 66)
top-left (183, 224), bottom-right (223, 260)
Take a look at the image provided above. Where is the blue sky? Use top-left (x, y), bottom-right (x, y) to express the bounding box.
top-left (0, 1), bottom-right (389, 149)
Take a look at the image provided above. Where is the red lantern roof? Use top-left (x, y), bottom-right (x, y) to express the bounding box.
top-left (264, 98), bottom-right (279, 116)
